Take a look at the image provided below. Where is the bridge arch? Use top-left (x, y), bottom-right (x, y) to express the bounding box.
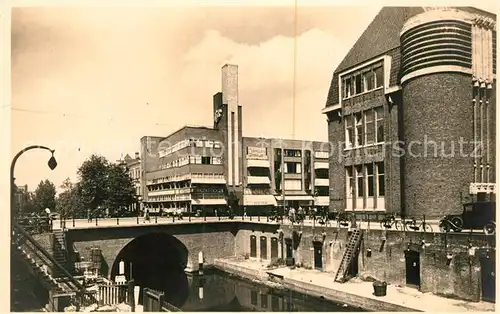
top-left (110, 232), bottom-right (190, 307)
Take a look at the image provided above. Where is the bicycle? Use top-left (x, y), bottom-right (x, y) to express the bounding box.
top-left (380, 214), bottom-right (402, 230)
top-left (403, 217), bottom-right (433, 232)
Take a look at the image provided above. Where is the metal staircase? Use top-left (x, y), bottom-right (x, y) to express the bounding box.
top-left (53, 229), bottom-right (69, 277)
top-left (12, 222), bottom-right (96, 310)
top-left (334, 228), bottom-right (363, 283)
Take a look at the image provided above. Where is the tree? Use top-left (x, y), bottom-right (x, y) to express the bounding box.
top-left (32, 179), bottom-right (57, 213)
top-left (103, 164), bottom-right (136, 216)
top-left (56, 178), bottom-right (85, 218)
top-left (77, 154), bottom-right (136, 217)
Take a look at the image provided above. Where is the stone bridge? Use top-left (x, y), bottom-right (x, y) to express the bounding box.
top-left (64, 221), bottom-right (280, 280)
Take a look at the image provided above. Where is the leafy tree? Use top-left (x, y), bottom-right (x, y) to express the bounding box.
top-left (77, 155), bottom-right (110, 213)
top-left (56, 178), bottom-right (85, 218)
top-left (32, 179), bottom-right (57, 213)
top-left (77, 154), bottom-right (136, 217)
top-left (102, 164), bottom-right (136, 217)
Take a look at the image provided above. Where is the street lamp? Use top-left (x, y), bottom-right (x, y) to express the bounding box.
top-left (10, 145), bottom-right (56, 311)
top-left (11, 145), bottom-right (57, 220)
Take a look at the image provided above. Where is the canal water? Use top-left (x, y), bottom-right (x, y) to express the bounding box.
top-left (143, 268), bottom-right (366, 312)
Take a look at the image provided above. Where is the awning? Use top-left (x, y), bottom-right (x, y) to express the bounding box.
top-left (314, 196), bottom-right (329, 206)
top-left (243, 195), bottom-right (278, 206)
top-left (247, 176), bottom-right (271, 185)
top-left (247, 159), bottom-right (270, 168)
top-left (314, 161), bottom-right (329, 169)
top-left (275, 195), bottom-right (314, 201)
top-left (191, 199), bottom-right (227, 205)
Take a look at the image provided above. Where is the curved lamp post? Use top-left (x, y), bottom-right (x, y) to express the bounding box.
top-left (10, 145), bottom-right (56, 311)
top-left (11, 145), bottom-right (57, 222)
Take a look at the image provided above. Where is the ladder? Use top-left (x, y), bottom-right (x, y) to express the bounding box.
top-left (334, 228), bottom-right (362, 283)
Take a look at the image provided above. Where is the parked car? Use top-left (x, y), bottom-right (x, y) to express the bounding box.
top-left (439, 201), bottom-right (495, 234)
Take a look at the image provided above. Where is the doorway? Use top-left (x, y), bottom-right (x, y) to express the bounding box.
top-left (404, 249), bottom-right (420, 288)
top-left (284, 238), bottom-right (294, 266)
top-left (479, 252), bottom-right (495, 302)
top-left (313, 241), bottom-right (323, 270)
top-left (250, 235), bottom-right (257, 258)
top-left (270, 237), bottom-right (279, 259)
top-left (260, 236), bottom-right (268, 260)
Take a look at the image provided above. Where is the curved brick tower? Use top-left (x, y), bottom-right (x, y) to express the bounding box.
top-left (400, 9), bottom-right (496, 217)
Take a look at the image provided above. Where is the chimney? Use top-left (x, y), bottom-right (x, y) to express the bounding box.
top-left (135, 152), bottom-right (140, 159)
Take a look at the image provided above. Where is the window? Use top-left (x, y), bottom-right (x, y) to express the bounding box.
top-left (364, 110), bottom-right (374, 145)
top-left (375, 107), bottom-right (384, 143)
top-left (342, 62), bottom-right (384, 99)
top-left (285, 149), bottom-right (301, 157)
top-left (346, 167), bottom-right (354, 198)
top-left (345, 115), bottom-right (354, 149)
top-left (374, 66), bottom-right (384, 88)
top-left (195, 156), bottom-right (202, 164)
top-left (355, 73), bottom-right (362, 94)
top-left (343, 77), bottom-right (352, 98)
top-left (195, 140), bottom-right (204, 148)
top-left (201, 156), bottom-right (211, 165)
top-left (364, 70), bottom-right (375, 91)
top-left (377, 162), bottom-right (385, 196)
top-left (366, 164), bottom-right (374, 197)
top-left (354, 113), bottom-right (363, 147)
top-left (214, 141), bottom-right (221, 148)
top-left (284, 162), bottom-right (301, 174)
top-left (205, 140), bottom-right (214, 148)
top-left (213, 157), bottom-right (222, 165)
top-left (356, 165), bottom-right (363, 198)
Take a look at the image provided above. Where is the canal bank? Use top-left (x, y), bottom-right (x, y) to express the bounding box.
top-left (214, 258), bottom-right (495, 312)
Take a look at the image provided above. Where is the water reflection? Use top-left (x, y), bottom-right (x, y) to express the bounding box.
top-left (152, 269), bottom-right (366, 312)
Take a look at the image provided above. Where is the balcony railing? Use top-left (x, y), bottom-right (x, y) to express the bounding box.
top-left (147, 173), bottom-right (226, 185)
top-left (314, 178), bottom-right (329, 186)
top-left (314, 161), bottom-right (329, 169)
top-left (247, 159), bottom-right (270, 168)
top-left (247, 176), bottom-right (271, 185)
top-left (314, 196), bottom-right (329, 206)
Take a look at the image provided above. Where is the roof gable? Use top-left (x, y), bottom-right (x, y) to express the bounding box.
top-left (335, 6), bottom-right (425, 73)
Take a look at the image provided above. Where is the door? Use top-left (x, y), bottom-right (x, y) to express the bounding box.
top-left (405, 250), bottom-right (420, 288)
top-left (313, 241), bottom-right (323, 270)
top-left (260, 236), bottom-right (268, 260)
top-left (250, 235), bottom-right (257, 258)
top-left (479, 253), bottom-right (496, 302)
top-left (270, 237), bottom-right (279, 259)
top-left (285, 239), bottom-right (293, 258)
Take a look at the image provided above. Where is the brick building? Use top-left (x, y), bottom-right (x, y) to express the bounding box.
top-left (322, 7), bottom-right (496, 218)
top-left (138, 64), bottom-right (330, 215)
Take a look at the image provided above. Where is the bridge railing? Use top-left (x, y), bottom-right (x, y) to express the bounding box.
top-left (143, 287), bottom-right (181, 312)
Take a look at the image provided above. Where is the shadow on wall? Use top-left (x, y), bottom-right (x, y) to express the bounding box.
top-left (110, 233), bottom-right (190, 307)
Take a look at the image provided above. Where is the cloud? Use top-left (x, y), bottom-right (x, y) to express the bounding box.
top-left (11, 7), bottom-right (351, 191)
top-left (179, 28), bottom-right (346, 139)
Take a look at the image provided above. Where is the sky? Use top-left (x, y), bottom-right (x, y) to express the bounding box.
top-left (8, 2), bottom-right (497, 194)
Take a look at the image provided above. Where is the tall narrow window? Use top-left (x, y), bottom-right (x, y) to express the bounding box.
top-left (377, 162), bottom-right (385, 196)
top-left (346, 167), bottom-right (354, 198)
top-left (355, 73), bottom-right (362, 94)
top-left (366, 163), bottom-right (374, 197)
top-left (343, 77), bottom-right (352, 99)
top-left (364, 70), bottom-right (375, 91)
top-left (374, 66), bottom-right (384, 88)
top-left (375, 107), bottom-right (384, 143)
top-left (354, 112), bottom-right (363, 147)
top-left (364, 110), bottom-right (374, 145)
top-left (356, 165), bottom-right (364, 198)
top-left (345, 115), bottom-right (354, 149)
